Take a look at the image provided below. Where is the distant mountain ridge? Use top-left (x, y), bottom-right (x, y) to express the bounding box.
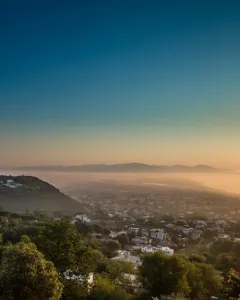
top-left (12, 163), bottom-right (220, 173)
top-left (0, 175), bottom-right (82, 213)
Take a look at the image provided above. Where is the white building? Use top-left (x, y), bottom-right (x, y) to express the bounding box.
top-left (141, 246), bottom-right (156, 253)
top-left (218, 234), bottom-right (231, 241)
top-left (195, 221), bottom-right (207, 229)
top-left (72, 214), bottom-right (91, 224)
top-left (216, 220), bottom-right (227, 227)
top-left (132, 236), bottom-right (151, 245)
top-left (5, 179), bottom-right (22, 189)
top-left (110, 231), bottom-right (127, 238)
top-left (128, 227), bottom-right (139, 234)
top-left (233, 237), bottom-right (240, 243)
top-left (160, 247), bottom-right (174, 256)
top-left (111, 250), bottom-right (141, 269)
top-left (63, 270), bottom-right (94, 289)
top-left (141, 246), bottom-right (174, 256)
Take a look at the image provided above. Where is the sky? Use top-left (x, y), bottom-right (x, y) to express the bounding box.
top-left (1, 0), bottom-right (240, 167)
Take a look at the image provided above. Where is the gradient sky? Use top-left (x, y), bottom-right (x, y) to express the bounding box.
top-left (1, 0), bottom-right (240, 167)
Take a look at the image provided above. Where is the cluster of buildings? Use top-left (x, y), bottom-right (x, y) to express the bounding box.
top-left (69, 181), bottom-right (240, 222)
top-left (0, 179), bottom-right (22, 189)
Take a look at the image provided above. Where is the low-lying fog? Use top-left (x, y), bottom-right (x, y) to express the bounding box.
top-left (2, 170), bottom-right (240, 195)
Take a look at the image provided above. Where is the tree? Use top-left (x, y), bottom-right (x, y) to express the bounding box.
top-left (20, 234), bottom-right (32, 244)
top-left (185, 261), bottom-right (204, 300)
top-left (88, 275), bottom-right (130, 300)
top-left (139, 253), bottom-right (190, 298)
top-left (0, 242), bottom-right (62, 300)
top-left (189, 254), bottom-right (206, 264)
top-left (61, 279), bottom-right (89, 300)
top-left (76, 247), bottom-right (103, 276)
top-left (197, 262), bottom-right (223, 299)
top-left (37, 220), bottom-right (82, 272)
top-left (101, 240), bottom-right (120, 258)
top-left (224, 269), bottom-right (240, 300)
top-left (105, 259), bottom-right (135, 282)
top-left (115, 234), bottom-right (130, 248)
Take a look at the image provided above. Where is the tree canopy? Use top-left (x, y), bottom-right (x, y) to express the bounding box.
top-left (0, 242), bottom-right (62, 300)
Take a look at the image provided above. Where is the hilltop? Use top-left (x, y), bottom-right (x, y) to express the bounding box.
top-left (0, 175), bottom-right (81, 213)
top-left (12, 163), bottom-right (220, 173)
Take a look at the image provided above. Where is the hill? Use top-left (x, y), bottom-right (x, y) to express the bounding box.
top-left (0, 175), bottom-right (81, 213)
top-left (12, 163), bottom-right (220, 173)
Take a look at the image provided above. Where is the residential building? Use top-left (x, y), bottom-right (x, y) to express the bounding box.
top-left (111, 250), bottom-right (141, 269)
top-left (128, 227), bottom-right (139, 234)
top-left (151, 228), bottom-right (164, 241)
top-left (72, 214), bottom-right (91, 224)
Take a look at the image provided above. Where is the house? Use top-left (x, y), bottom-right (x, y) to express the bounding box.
top-left (141, 246), bottom-right (156, 253)
top-left (216, 220), bottom-right (227, 227)
top-left (5, 180), bottom-right (22, 189)
top-left (7, 179), bottom-right (14, 185)
top-left (72, 214), bottom-right (91, 224)
top-left (233, 237), bottom-right (240, 243)
top-left (128, 227), bottom-right (139, 234)
top-left (151, 229), bottom-right (164, 241)
top-left (132, 236), bottom-right (151, 245)
top-left (165, 223), bottom-right (175, 229)
top-left (28, 220), bottom-right (38, 225)
top-left (111, 251), bottom-right (141, 269)
top-left (141, 246), bottom-right (174, 256)
top-left (218, 234), bottom-right (231, 241)
top-left (63, 270), bottom-right (94, 289)
top-left (110, 231), bottom-right (127, 238)
top-left (159, 246), bottom-right (174, 256)
top-left (195, 221), bottom-right (207, 229)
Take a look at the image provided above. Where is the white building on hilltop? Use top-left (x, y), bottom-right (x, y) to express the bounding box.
top-left (4, 179), bottom-right (22, 189)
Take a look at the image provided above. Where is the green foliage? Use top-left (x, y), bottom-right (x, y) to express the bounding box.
top-left (139, 253), bottom-right (190, 298)
top-left (20, 234), bottom-right (32, 244)
top-left (101, 240), bottom-right (120, 258)
top-left (105, 259), bottom-right (135, 281)
top-left (37, 220), bottom-right (82, 272)
top-left (61, 279), bottom-right (89, 300)
top-left (189, 253), bottom-right (206, 263)
top-left (88, 275), bottom-right (131, 300)
top-left (0, 242), bottom-right (63, 300)
top-left (223, 269), bottom-right (240, 300)
top-left (209, 240), bottom-right (240, 271)
top-left (76, 247), bottom-right (103, 275)
top-left (115, 234), bottom-right (130, 248)
top-left (186, 261), bottom-right (223, 299)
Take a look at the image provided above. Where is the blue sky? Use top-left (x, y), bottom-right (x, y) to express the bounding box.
top-left (1, 0), bottom-right (240, 166)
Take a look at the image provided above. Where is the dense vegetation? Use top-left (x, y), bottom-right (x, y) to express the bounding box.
top-left (0, 210), bottom-right (239, 300)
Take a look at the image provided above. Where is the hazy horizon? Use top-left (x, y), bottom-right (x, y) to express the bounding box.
top-left (2, 170), bottom-right (240, 195)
